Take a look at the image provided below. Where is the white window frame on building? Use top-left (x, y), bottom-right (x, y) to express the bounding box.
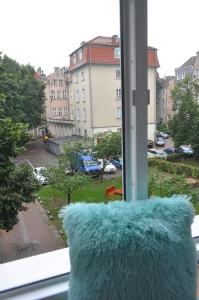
top-left (58, 108), bottom-right (62, 116)
top-left (72, 54), bottom-right (76, 64)
top-left (75, 90), bottom-right (80, 103)
top-left (83, 108), bottom-right (86, 122)
top-left (82, 88), bottom-right (86, 102)
top-left (57, 90), bottom-right (61, 100)
top-left (81, 71), bottom-right (85, 81)
top-left (63, 90), bottom-right (67, 99)
top-left (75, 73), bottom-right (78, 83)
top-left (116, 88), bottom-right (122, 100)
top-left (50, 90), bottom-right (55, 100)
top-left (64, 107), bottom-right (68, 116)
top-left (59, 80), bottom-right (63, 86)
top-left (54, 80), bottom-right (57, 86)
top-left (78, 49), bottom-right (83, 61)
top-left (114, 47), bottom-right (120, 59)
top-left (116, 107), bottom-right (122, 118)
top-left (52, 107), bottom-right (56, 116)
top-left (76, 108), bottom-right (80, 122)
top-left (115, 69), bottom-right (121, 78)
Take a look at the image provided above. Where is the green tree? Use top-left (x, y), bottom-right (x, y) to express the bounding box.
top-left (0, 164), bottom-right (39, 231)
top-left (169, 77), bottom-right (199, 147)
top-left (0, 53), bottom-right (45, 128)
top-left (0, 118), bottom-right (39, 231)
top-left (45, 166), bottom-right (89, 205)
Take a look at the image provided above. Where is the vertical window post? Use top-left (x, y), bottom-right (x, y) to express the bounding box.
top-left (120, 0), bottom-right (148, 201)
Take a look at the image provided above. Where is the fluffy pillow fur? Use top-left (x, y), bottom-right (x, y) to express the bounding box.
top-left (61, 196), bottom-right (197, 300)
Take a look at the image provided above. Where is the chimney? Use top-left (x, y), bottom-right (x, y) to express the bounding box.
top-left (112, 35), bottom-right (119, 44)
top-left (54, 67), bottom-right (60, 72)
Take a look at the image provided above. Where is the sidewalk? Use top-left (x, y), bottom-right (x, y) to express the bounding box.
top-left (0, 201), bottom-right (65, 264)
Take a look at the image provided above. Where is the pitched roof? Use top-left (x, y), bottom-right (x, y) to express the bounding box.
top-left (69, 36), bottom-right (159, 70)
top-left (181, 56), bottom-right (196, 67)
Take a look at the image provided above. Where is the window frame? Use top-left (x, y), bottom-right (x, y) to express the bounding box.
top-left (0, 0), bottom-right (148, 298)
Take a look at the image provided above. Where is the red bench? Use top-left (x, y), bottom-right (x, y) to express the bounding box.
top-left (105, 185), bottom-right (123, 198)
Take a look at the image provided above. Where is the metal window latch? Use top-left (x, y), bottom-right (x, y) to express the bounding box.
top-left (132, 89), bottom-right (150, 105)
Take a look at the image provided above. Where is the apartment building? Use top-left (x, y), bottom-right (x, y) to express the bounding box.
top-left (157, 76), bottom-right (175, 124)
top-left (175, 51), bottom-right (199, 81)
top-left (45, 67), bottom-right (74, 137)
top-left (69, 35), bottom-right (159, 140)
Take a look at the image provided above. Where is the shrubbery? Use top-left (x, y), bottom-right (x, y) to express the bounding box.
top-left (148, 158), bottom-right (199, 179)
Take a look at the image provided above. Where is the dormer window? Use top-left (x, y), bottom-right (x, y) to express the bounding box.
top-left (72, 54), bottom-right (76, 64)
top-left (114, 47), bottom-right (120, 59)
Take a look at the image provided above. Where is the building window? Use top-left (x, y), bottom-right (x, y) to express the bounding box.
top-left (59, 80), bottom-right (63, 86)
top-left (63, 90), bottom-right (67, 99)
top-left (83, 108), bottom-right (86, 122)
top-left (77, 108), bottom-right (80, 121)
top-left (72, 54), bottom-right (76, 64)
top-left (52, 108), bottom-right (56, 116)
top-left (182, 72), bottom-right (185, 79)
top-left (115, 69), bottom-right (121, 78)
top-left (58, 108), bottom-right (62, 116)
top-left (117, 128), bottom-right (122, 133)
top-left (78, 49), bottom-right (83, 61)
top-left (81, 71), bottom-right (85, 81)
top-left (116, 107), bottom-right (122, 118)
top-left (54, 80), bottom-right (57, 86)
top-left (116, 89), bottom-right (121, 100)
top-left (82, 88), bottom-right (85, 102)
top-left (84, 129), bottom-right (87, 138)
top-left (64, 107), bottom-right (68, 115)
top-left (75, 90), bottom-right (79, 102)
top-left (176, 73), bottom-right (181, 80)
top-left (50, 90), bottom-right (55, 100)
top-left (57, 90), bottom-right (61, 100)
top-left (114, 47), bottom-right (120, 59)
top-left (75, 73), bottom-right (78, 83)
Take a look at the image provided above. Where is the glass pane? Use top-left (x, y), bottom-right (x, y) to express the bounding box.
top-left (0, 0), bottom-right (121, 264)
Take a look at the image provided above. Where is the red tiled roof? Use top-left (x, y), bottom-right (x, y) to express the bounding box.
top-left (69, 36), bottom-right (159, 70)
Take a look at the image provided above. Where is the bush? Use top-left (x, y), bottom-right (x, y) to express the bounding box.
top-left (148, 158), bottom-right (199, 179)
top-left (166, 153), bottom-right (184, 162)
top-left (192, 144), bottom-right (199, 160)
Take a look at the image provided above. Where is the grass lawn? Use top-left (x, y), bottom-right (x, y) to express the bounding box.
top-left (177, 158), bottom-right (199, 168)
top-left (37, 166), bottom-right (199, 238)
top-left (37, 176), bottom-right (122, 237)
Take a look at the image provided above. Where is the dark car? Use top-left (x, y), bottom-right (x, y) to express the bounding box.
top-left (163, 147), bottom-right (178, 154)
top-left (147, 140), bottom-right (154, 148)
top-left (111, 157), bottom-right (123, 169)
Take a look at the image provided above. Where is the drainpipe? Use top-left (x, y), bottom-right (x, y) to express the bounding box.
top-left (88, 43), bottom-right (94, 138)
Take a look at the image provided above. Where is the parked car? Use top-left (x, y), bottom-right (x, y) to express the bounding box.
top-left (33, 167), bottom-right (48, 185)
top-left (159, 131), bottom-right (169, 139)
top-left (148, 149), bottom-right (167, 159)
top-left (164, 147), bottom-right (178, 155)
top-left (178, 145), bottom-right (194, 156)
top-left (147, 139), bottom-right (154, 148)
top-left (111, 157), bottom-right (123, 169)
top-left (155, 137), bottom-right (165, 147)
top-left (73, 153), bottom-right (101, 176)
top-left (97, 159), bottom-right (117, 174)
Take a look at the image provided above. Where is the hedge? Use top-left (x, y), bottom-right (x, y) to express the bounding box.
top-left (148, 158), bottom-right (199, 179)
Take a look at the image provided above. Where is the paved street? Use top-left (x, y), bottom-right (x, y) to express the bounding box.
top-left (13, 138), bottom-right (58, 167)
top-left (0, 139), bottom-right (64, 264)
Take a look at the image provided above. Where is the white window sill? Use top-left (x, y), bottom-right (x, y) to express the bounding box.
top-left (0, 248), bottom-right (70, 300)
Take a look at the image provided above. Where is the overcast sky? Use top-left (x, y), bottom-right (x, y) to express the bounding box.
top-left (1, 0), bottom-right (198, 77)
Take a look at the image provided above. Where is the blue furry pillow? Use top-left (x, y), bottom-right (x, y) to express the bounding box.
top-left (60, 196), bottom-right (197, 300)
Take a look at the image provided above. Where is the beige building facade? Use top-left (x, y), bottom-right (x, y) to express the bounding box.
top-left (69, 36), bottom-right (159, 141)
top-left (45, 67), bottom-right (74, 137)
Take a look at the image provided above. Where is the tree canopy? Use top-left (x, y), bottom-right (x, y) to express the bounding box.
top-left (169, 77), bottom-right (199, 147)
top-left (0, 118), bottom-right (39, 231)
top-left (0, 53), bottom-right (45, 128)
